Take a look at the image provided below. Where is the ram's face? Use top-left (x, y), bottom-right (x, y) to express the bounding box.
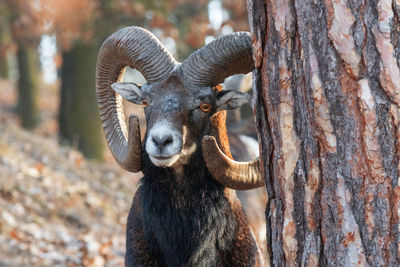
top-left (112, 76), bottom-right (249, 168)
top-left (97, 27), bottom-right (263, 189)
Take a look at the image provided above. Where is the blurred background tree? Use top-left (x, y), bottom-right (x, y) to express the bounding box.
top-left (0, 3), bottom-right (11, 79)
top-left (3, 0), bottom-right (46, 129)
top-left (0, 0), bottom-right (250, 160)
top-left (44, 0), bottom-right (105, 160)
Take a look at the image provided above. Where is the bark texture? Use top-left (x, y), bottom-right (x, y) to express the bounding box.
top-left (247, 0), bottom-right (400, 266)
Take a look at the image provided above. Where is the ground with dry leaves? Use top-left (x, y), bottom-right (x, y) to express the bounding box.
top-left (0, 79), bottom-right (141, 266)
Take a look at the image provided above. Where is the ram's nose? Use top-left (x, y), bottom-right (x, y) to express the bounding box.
top-left (145, 123), bottom-right (182, 159)
top-left (151, 134), bottom-right (174, 152)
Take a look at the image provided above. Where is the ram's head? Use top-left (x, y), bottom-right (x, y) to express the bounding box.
top-left (96, 26), bottom-right (263, 190)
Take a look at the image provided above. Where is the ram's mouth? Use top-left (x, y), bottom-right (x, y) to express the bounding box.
top-left (152, 156), bottom-right (171, 160)
top-left (149, 154), bottom-right (180, 167)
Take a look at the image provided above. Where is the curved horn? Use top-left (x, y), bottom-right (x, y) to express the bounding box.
top-left (180, 32), bottom-right (254, 88)
top-left (183, 32), bottom-right (262, 189)
top-left (96, 26), bottom-right (177, 172)
top-left (202, 136), bottom-right (264, 190)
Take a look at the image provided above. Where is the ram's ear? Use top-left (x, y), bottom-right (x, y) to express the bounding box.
top-left (216, 90), bottom-right (250, 111)
top-left (111, 82), bottom-right (143, 105)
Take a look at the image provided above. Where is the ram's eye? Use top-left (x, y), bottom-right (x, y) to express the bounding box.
top-left (141, 99), bottom-right (149, 106)
top-left (199, 103), bottom-right (211, 112)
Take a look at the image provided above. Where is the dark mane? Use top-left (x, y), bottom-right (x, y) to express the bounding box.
top-left (126, 151), bottom-right (258, 266)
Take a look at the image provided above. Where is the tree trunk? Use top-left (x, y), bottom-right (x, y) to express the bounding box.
top-left (59, 41), bottom-right (104, 160)
top-left (16, 44), bottom-right (39, 129)
top-left (248, 0), bottom-right (400, 266)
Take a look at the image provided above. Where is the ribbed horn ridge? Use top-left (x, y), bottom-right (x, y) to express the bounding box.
top-left (96, 26), bottom-right (177, 172)
top-left (202, 136), bottom-right (264, 190)
top-left (180, 32), bottom-right (254, 88)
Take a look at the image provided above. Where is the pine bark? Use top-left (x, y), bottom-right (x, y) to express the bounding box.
top-left (59, 41), bottom-right (104, 160)
top-left (247, 0), bottom-right (400, 266)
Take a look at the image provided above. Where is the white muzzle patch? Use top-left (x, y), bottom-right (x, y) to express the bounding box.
top-left (145, 122), bottom-right (182, 167)
top-left (145, 123), bottom-right (199, 168)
